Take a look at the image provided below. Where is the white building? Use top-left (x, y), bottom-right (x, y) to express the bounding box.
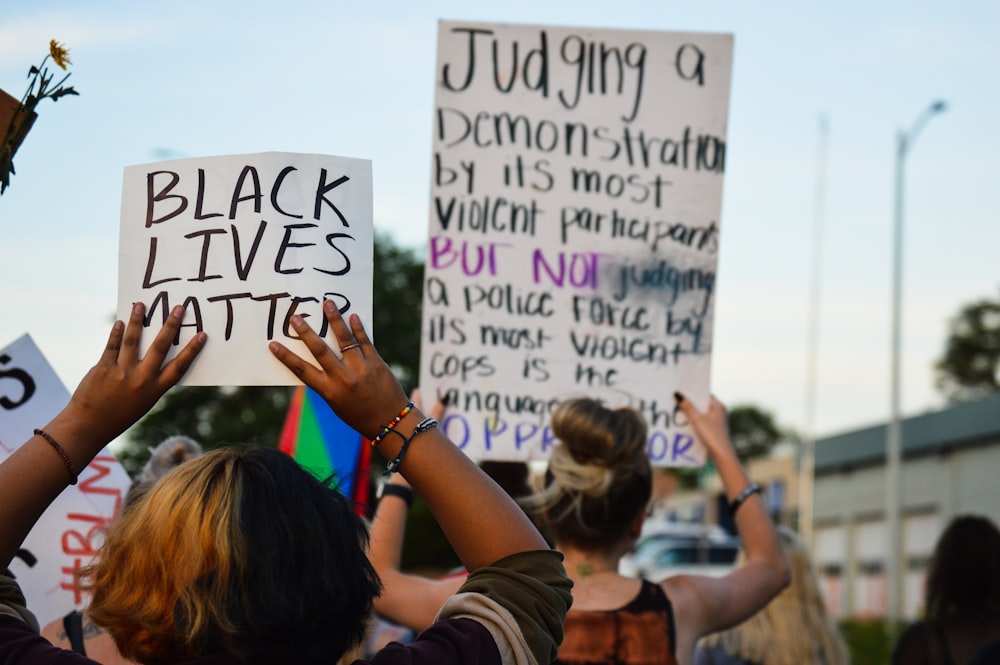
top-left (812, 393), bottom-right (1000, 619)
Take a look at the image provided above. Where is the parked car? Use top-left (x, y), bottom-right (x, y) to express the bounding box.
top-left (619, 520), bottom-right (740, 581)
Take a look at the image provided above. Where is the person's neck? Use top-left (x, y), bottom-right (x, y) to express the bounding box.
top-left (559, 544), bottom-right (625, 581)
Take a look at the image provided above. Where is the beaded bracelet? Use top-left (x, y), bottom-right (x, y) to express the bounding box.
top-left (34, 428), bottom-right (78, 485)
top-left (384, 417), bottom-right (439, 476)
top-left (370, 401), bottom-right (414, 446)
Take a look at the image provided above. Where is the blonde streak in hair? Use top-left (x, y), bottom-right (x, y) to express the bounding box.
top-left (520, 445), bottom-right (614, 538)
top-left (176, 453), bottom-right (245, 642)
top-left (84, 463), bottom-right (208, 662)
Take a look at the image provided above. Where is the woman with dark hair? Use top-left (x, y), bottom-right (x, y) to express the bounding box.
top-left (892, 514), bottom-right (1000, 665)
top-left (0, 301), bottom-right (571, 665)
top-left (527, 395), bottom-right (790, 665)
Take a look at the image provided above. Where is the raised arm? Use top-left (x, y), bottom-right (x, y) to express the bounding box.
top-left (664, 394), bottom-right (790, 659)
top-left (268, 302), bottom-right (550, 572)
top-left (0, 303), bottom-right (205, 571)
top-left (367, 471), bottom-right (466, 631)
top-left (271, 304), bottom-right (570, 664)
top-left (366, 394), bottom-right (466, 631)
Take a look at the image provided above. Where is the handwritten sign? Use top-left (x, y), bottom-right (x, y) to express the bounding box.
top-left (118, 152), bottom-right (374, 385)
top-left (0, 334), bottom-right (132, 628)
top-left (419, 22), bottom-right (733, 466)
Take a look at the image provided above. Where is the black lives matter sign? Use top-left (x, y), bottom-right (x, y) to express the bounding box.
top-left (118, 152), bottom-right (373, 385)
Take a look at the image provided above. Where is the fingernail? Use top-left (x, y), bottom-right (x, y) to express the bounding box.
top-left (196, 332), bottom-right (207, 344)
top-left (291, 315), bottom-right (304, 327)
top-left (171, 305), bottom-right (185, 319)
top-left (674, 391), bottom-right (684, 405)
top-left (268, 341), bottom-right (281, 353)
top-left (132, 302), bottom-right (144, 315)
top-left (324, 299), bottom-right (336, 312)
top-left (113, 320), bottom-right (124, 331)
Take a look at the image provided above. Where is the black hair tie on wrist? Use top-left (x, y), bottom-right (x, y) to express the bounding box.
top-left (729, 483), bottom-right (762, 517)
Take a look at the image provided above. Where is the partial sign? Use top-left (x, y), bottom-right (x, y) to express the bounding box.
top-left (0, 334), bottom-right (132, 628)
top-left (419, 22), bottom-right (733, 465)
top-left (118, 152), bottom-right (374, 385)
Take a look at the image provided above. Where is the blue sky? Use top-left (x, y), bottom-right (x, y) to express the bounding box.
top-left (1, 0), bottom-right (997, 438)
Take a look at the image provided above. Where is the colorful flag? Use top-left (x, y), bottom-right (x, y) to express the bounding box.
top-left (278, 386), bottom-right (372, 513)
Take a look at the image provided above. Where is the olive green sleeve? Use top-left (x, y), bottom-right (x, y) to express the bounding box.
top-left (438, 549), bottom-right (573, 665)
top-left (0, 574), bottom-right (40, 632)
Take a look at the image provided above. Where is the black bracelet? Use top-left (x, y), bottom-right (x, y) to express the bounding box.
top-left (34, 428), bottom-right (78, 485)
top-left (376, 483), bottom-right (414, 508)
top-left (729, 483), bottom-right (763, 517)
top-left (383, 417), bottom-right (439, 476)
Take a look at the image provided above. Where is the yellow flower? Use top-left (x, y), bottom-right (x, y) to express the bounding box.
top-left (49, 39), bottom-right (72, 70)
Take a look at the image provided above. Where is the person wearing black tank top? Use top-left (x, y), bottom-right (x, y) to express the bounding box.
top-left (366, 394), bottom-right (790, 665)
top-left (524, 395), bottom-right (789, 665)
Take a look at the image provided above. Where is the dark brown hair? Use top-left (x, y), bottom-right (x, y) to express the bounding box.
top-left (83, 447), bottom-right (380, 665)
top-left (925, 514), bottom-right (1000, 618)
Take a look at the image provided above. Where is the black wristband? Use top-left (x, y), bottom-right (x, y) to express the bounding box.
top-left (729, 483), bottom-right (763, 517)
top-left (376, 483), bottom-right (414, 508)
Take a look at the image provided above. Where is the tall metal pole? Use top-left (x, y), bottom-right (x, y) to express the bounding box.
top-left (886, 128), bottom-right (906, 626)
top-left (886, 100), bottom-right (946, 627)
top-left (799, 114), bottom-right (828, 550)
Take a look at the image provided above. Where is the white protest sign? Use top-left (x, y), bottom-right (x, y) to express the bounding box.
top-left (0, 334), bottom-right (132, 629)
top-left (118, 151), bottom-right (374, 385)
top-left (419, 22), bottom-right (732, 466)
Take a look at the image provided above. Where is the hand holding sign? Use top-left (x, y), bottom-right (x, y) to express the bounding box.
top-left (56, 303), bottom-right (207, 451)
top-left (420, 22), bottom-right (733, 465)
top-left (269, 301), bottom-right (408, 441)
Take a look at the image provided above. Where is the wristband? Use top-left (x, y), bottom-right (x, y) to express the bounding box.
top-left (376, 483), bottom-right (414, 508)
top-left (384, 417), bottom-right (439, 476)
top-left (729, 483), bottom-right (762, 517)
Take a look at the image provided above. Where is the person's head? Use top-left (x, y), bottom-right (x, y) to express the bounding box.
top-left (925, 514), bottom-right (1000, 618)
top-left (82, 447), bottom-right (381, 665)
top-left (124, 435), bottom-right (203, 511)
top-left (480, 460), bottom-right (532, 500)
top-left (525, 398), bottom-right (651, 552)
top-left (700, 527), bottom-right (848, 665)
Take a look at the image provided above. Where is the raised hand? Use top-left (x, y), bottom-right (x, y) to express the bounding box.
top-left (61, 302), bottom-right (206, 449)
top-left (1, 302), bottom-right (205, 569)
top-left (268, 300), bottom-right (408, 438)
top-left (675, 393), bottom-right (735, 461)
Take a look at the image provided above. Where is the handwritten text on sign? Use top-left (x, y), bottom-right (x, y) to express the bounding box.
top-left (419, 22), bottom-right (733, 465)
top-left (118, 152), bottom-right (374, 386)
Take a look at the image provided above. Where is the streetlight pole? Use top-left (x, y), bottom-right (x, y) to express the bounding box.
top-left (886, 99), bottom-right (947, 627)
top-left (799, 114), bottom-right (829, 551)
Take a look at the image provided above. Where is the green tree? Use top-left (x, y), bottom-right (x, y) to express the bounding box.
top-left (935, 290), bottom-right (1000, 403)
top-left (727, 403), bottom-right (785, 461)
top-left (370, 230), bottom-right (424, 390)
top-left (121, 232), bottom-right (425, 475)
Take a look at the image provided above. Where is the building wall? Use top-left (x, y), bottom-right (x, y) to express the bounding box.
top-left (813, 439), bottom-right (1000, 619)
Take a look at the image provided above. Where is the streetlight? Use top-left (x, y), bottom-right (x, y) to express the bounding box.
top-left (886, 99), bottom-right (947, 627)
